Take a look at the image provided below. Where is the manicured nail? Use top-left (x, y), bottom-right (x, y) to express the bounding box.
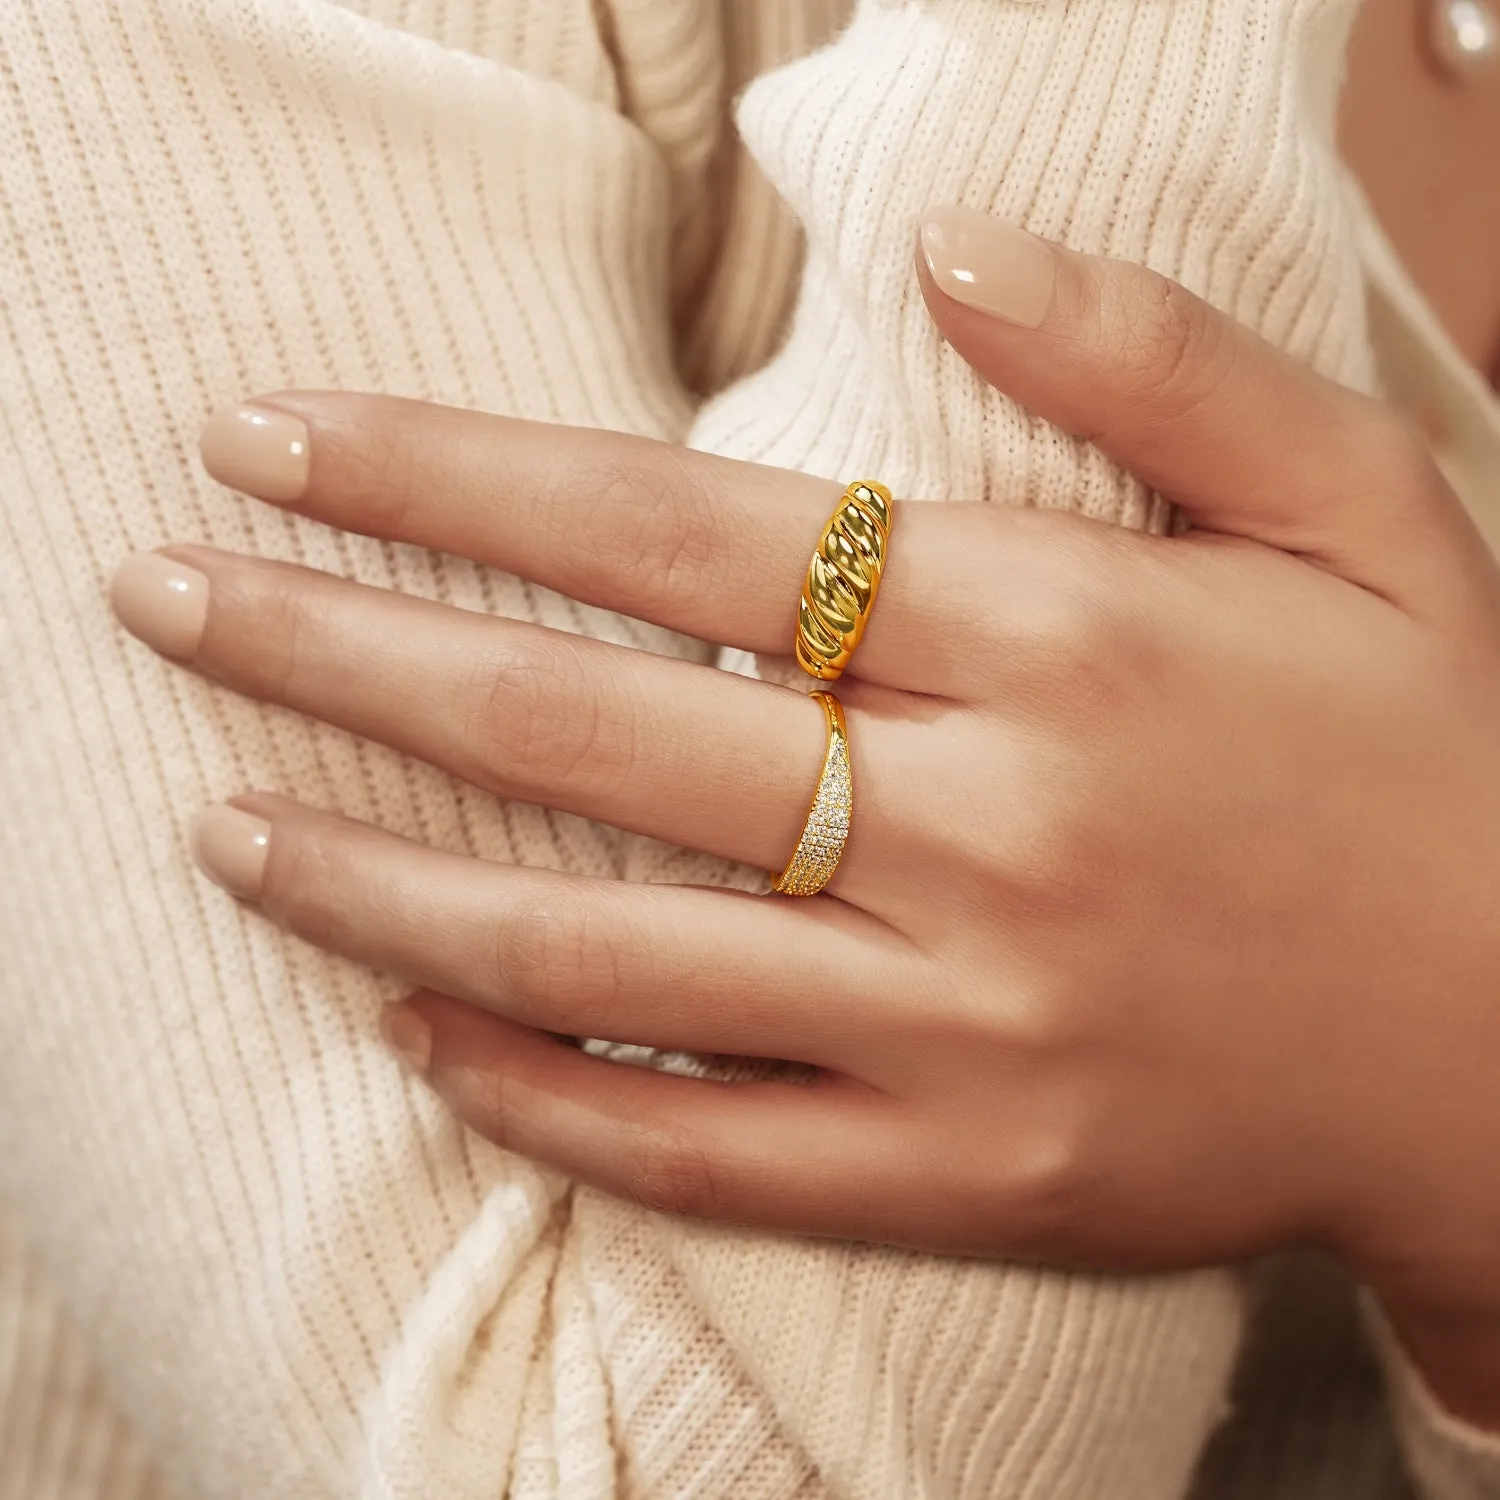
top-left (110, 552), bottom-right (209, 659)
top-left (199, 402), bottom-right (310, 504)
top-left (380, 1006), bottom-right (432, 1077)
top-left (919, 205), bottom-right (1058, 329)
top-left (191, 804), bottom-right (271, 900)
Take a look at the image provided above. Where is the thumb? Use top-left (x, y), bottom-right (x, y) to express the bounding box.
top-left (917, 204), bottom-right (1487, 619)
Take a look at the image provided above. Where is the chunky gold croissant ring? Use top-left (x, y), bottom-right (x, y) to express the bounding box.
top-left (771, 691), bottom-right (852, 897)
top-left (794, 480), bottom-right (893, 681)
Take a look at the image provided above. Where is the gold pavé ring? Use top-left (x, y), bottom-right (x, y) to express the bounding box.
top-left (771, 690), bottom-right (852, 897)
top-left (794, 480), bottom-right (893, 682)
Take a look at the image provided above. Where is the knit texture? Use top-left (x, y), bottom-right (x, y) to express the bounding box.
top-left (0, 1), bottom-right (1496, 1497)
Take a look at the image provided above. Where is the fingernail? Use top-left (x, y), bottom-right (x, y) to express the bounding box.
top-left (191, 804), bottom-right (272, 900)
top-left (110, 552), bottom-right (209, 659)
top-left (199, 402), bottom-right (311, 504)
top-left (380, 1006), bottom-right (432, 1077)
top-left (919, 205), bottom-right (1058, 329)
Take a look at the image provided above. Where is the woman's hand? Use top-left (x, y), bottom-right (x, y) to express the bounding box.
top-left (110, 210), bottom-right (1500, 1422)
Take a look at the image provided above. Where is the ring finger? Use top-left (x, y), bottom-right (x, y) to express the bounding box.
top-left (110, 544), bottom-right (895, 901)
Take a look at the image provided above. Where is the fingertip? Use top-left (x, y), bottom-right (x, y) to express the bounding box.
top-left (380, 1003), bottom-right (433, 1077)
top-left (401, 991), bottom-right (537, 1071)
top-left (916, 205), bottom-right (1059, 331)
top-left (222, 789), bottom-right (304, 820)
top-left (190, 802), bottom-right (272, 900)
top-left (109, 550), bottom-right (210, 660)
top-left (198, 401), bottom-right (311, 505)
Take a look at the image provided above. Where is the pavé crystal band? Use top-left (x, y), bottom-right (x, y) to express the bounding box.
top-left (771, 690), bottom-right (852, 897)
top-left (794, 480), bottom-right (893, 682)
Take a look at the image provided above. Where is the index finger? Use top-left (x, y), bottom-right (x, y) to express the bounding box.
top-left (197, 394), bottom-right (967, 693)
top-left (918, 206), bottom-right (1497, 628)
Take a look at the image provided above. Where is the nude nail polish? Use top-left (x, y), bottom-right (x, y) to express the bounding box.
top-left (919, 205), bottom-right (1059, 329)
top-left (381, 1006), bottom-right (432, 1077)
top-left (199, 402), bottom-right (310, 504)
top-left (110, 552), bottom-right (209, 659)
top-left (191, 805), bottom-right (272, 900)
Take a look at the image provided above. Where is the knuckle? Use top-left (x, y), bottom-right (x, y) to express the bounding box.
top-left (497, 888), bottom-right (640, 1033)
top-left (993, 790), bottom-right (1108, 918)
top-left (1002, 506), bottom-right (1114, 576)
top-left (964, 1071), bottom-right (1101, 1244)
top-left (461, 634), bottom-right (632, 799)
top-left (994, 976), bottom-right (1093, 1062)
top-left (995, 519), bottom-right (1151, 723)
top-left (1112, 271), bottom-right (1234, 426)
top-left (443, 1064), bottom-right (515, 1147)
top-left (495, 892), bottom-right (574, 1022)
top-left (336, 402), bottom-right (425, 531)
top-left (1355, 406), bottom-right (1443, 500)
top-left (998, 1111), bottom-right (1096, 1242)
top-left (1013, 581), bottom-right (1126, 712)
top-left (308, 396), bottom-right (465, 536)
top-left (546, 447), bottom-right (719, 614)
top-left (921, 976), bottom-right (1087, 1080)
top-left (620, 1121), bottom-right (725, 1219)
top-left (233, 568), bottom-right (333, 704)
top-left (260, 818), bottom-right (355, 947)
top-left (1021, 579), bottom-right (1112, 664)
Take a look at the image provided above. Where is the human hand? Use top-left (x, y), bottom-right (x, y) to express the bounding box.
top-left (110, 207), bottom-right (1500, 1422)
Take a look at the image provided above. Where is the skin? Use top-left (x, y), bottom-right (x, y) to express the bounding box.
top-left (111, 225), bottom-right (1500, 1428)
top-left (101, 2), bottom-right (1500, 1433)
top-left (1341, 0), bottom-right (1500, 378)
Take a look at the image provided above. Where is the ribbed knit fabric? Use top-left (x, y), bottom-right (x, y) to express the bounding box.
top-left (0, 1222), bottom-right (174, 1500)
top-left (1, 2), bottom-right (1496, 1498)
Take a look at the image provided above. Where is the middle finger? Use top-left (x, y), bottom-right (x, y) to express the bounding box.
top-left (111, 544), bottom-right (889, 899)
top-left (199, 395), bottom-right (963, 694)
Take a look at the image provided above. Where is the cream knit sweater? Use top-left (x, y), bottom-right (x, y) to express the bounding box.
top-left (1, 2), bottom-right (1497, 1497)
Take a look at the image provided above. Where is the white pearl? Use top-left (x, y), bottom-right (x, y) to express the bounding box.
top-left (1430, 0), bottom-right (1500, 78)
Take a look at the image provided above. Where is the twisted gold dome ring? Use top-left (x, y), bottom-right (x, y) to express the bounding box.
top-left (794, 480), bottom-right (893, 682)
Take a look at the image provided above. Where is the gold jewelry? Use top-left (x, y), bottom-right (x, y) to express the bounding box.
top-left (795, 480), bottom-right (893, 682)
top-left (771, 691), bottom-right (852, 897)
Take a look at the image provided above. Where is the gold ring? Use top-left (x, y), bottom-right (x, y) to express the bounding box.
top-left (795, 480), bottom-right (893, 682)
top-left (771, 691), bottom-right (852, 897)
